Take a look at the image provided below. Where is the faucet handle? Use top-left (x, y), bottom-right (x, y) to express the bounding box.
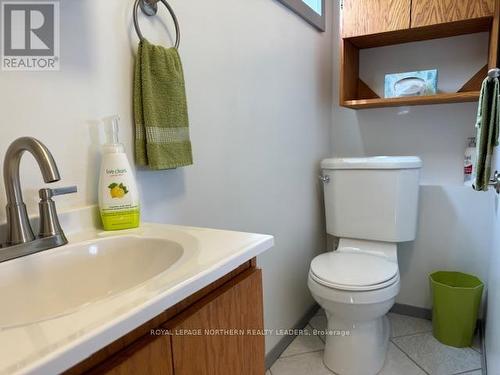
top-left (39, 186), bottom-right (77, 200)
top-left (37, 186), bottom-right (77, 240)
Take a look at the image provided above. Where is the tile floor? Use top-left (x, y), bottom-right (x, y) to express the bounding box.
top-left (268, 309), bottom-right (483, 375)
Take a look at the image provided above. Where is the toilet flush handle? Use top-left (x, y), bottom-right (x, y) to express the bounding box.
top-left (319, 175), bottom-right (330, 183)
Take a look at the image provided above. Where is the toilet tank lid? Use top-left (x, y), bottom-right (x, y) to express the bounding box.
top-left (321, 156), bottom-right (422, 170)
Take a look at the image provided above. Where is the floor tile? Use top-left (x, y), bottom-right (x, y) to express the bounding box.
top-left (309, 314), bottom-right (328, 341)
top-left (379, 343), bottom-right (426, 375)
top-left (458, 370), bottom-right (482, 375)
top-left (388, 313), bottom-right (432, 338)
top-left (280, 325), bottom-right (325, 358)
top-left (270, 351), bottom-right (334, 375)
top-left (393, 332), bottom-right (482, 375)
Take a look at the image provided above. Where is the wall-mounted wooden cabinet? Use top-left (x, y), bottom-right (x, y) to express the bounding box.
top-left (340, 0), bottom-right (500, 109)
top-left (342, 0), bottom-right (495, 39)
top-left (341, 0), bottom-right (411, 38)
top-left (411, 0), bottom-right (495, 28)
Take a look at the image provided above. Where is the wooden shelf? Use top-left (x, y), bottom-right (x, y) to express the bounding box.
top-left (339, 0), bottom-right (499, 110)
top-left (342, 91), bottom-right (480, 109)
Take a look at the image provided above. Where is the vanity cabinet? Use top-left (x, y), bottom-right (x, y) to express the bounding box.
top-left (87, 335), bottom-right (174, 375)
top-left (167, 268), bottom-right (264, 375)
top-left (341, 0), bottom-right (411, 38)
top-left (67, 261), bottom-right (264, 375)
top-left (411, 0), bottom-right (495, 28)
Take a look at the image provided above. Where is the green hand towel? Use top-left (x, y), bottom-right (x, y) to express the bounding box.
top-left (474, 77), bottom-right (499, 191)
top-left (134, 39), bottom-right (193, 170)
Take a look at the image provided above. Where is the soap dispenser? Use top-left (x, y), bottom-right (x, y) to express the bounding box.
top-left (464, 137), bottom-right (477, 186)
top-left (98, 115), bottom-right (140, 230)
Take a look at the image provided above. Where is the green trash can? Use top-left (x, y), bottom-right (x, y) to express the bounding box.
top-left (430, 271), bottom-right (484, 348)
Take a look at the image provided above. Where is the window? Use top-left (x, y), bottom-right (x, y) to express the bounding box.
top-left (302, 0), bottom-right (322, 15)
top-left (277, 0), bottom-right (325, 31)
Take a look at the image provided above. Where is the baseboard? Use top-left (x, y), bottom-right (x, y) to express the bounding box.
top-left (390, 303), bottom-right (432, 320)
top-left (265, 304), bottom-right (320, 369)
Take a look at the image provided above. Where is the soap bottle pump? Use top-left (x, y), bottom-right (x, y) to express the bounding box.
top-left (98, 115), bottom-right (140, 230)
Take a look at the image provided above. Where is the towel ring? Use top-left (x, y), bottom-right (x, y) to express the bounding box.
top-left (133, 0), bottom-right (181, 48)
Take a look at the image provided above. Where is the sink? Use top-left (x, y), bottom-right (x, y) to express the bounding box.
top-left (0, 235), bottom-right (184, 329)
top-left (0, 218), bottom-right (273, 375)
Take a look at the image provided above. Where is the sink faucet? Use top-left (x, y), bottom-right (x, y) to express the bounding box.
top-left (1, 137), bottom-right (76, 262)
top-left (4, 137), bottom-right (61, 245)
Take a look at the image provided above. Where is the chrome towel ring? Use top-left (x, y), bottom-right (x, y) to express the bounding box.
top-left (133, 0), bottom-right (181, 48)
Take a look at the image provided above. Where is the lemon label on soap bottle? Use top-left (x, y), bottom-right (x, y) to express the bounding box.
top-left (108, 182), bottom-right (128, 198)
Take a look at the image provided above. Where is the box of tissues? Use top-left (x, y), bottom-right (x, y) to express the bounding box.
top-left (384, 69), bottom-right (438, 98)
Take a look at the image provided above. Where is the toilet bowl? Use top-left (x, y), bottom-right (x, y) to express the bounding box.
top-left (310, 156), bottom-right (422, 375)
top-left (308, 239), bottom-right (400, 375)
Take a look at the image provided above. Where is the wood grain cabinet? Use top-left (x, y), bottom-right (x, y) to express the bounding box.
top-left (88, 335), bottom-right (174, 375)
top-left (70, 264), bottom-right (264, 375)
top-left (342, 0), bottom-right (496, 39)
top-left (167, 269), bottom-right (265, 375)
top-left (411, 0), bottom-right (495, 28)
top-left (341, 0), bottom-right (411, 38)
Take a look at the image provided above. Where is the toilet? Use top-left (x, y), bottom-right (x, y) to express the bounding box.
top-left (308, 156), bottom-right (422, 375)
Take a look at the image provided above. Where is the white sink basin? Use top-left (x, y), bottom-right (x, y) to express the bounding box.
top-left (0, 235), bottom-right (184, 329)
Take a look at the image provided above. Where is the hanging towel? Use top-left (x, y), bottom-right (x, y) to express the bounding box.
top-left (134, 39), bottom-right (193, 170)
top-left (474, 76), bottom-right (500, 191)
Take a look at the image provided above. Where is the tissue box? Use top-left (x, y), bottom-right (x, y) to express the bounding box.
top-left (384, 69), bottom-right (438, 98)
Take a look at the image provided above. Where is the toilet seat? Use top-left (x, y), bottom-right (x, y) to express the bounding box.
top-left (310, 250), bottom-right (399, 291)
top-left (308, 271), bottom-right (400, 305)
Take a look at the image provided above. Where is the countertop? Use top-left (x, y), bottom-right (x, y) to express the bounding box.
top-left (0, 222), bottom-right (274, 375)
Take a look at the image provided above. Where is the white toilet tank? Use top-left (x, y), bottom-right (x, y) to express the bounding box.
top-left (321, 156), bottom-right (422, 242)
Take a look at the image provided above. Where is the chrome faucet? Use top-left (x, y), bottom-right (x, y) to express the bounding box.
top-left (1, 137), bottom-right (76, 262)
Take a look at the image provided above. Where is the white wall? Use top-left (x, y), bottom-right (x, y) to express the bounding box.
top-left (0, 0), bottom-right (333, 353)
top-left (331, 1), bottom-right (495, 309)
top-left (486, 200), bottom-right (500, 373)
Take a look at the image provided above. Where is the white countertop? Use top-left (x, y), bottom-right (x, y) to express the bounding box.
top-left (0, 222), bottom-right (274, 375)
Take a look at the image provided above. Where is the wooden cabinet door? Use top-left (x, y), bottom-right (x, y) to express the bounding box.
top-left (167, 269), bottom-right (265, 375)
top-left (411, 0), bottom-right (495, 28)
top-left (341, 0), bottom-right (411, 38)
top-left (87, 335), bottom-right (174, 375)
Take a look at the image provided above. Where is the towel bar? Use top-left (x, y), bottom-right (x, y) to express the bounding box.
top-left (133, 0), bottom-right (180, 48)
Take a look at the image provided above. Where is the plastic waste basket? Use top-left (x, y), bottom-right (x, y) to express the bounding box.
top-left (429, 271), bottom-right (483, 348)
